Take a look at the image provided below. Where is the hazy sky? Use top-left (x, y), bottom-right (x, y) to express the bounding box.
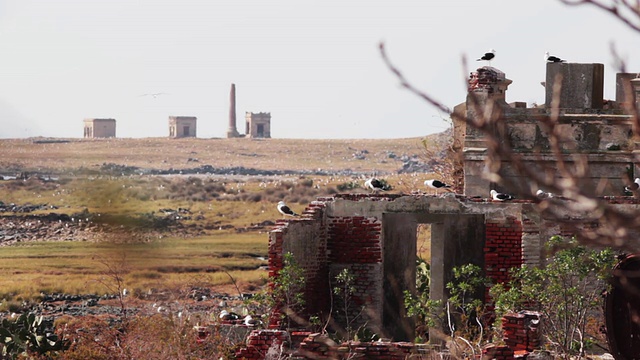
top-left (0, 0), bottom-right (638, 139)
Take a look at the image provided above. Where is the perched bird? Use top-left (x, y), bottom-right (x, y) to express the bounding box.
top-left (424, 179), bottom-right (452, 195)
top-left (219, 310), bottom-right (240, 321)
top-left (477, 49), bottom-right (496, 62)
top-left (536, 189), bottom-right (554, 199)
top-left (490, 189), bottom-right (515, 201)
top-left (364, 177), bottom-right (387, 192)
top-left (243, 315), bottom-right (262, 327)
top-left (277, 201), bottom-right (299, 217)
top-left (624, 178), bottom-right (640, 194)
top-left (545, 51), bottom-right (565, 63)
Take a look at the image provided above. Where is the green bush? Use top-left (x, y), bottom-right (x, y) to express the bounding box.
top-left (490, 236), bottom-right (616, 357)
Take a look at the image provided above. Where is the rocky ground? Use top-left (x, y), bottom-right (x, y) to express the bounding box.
top-left (0, 201), bottom-right (276, 246)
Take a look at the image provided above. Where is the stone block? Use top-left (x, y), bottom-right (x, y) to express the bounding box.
top-left (545, 63), bottom-right (604, 109)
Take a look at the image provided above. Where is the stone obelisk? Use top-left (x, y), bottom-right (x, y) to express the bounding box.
top-left (226, 83), bottom-right (240, 138)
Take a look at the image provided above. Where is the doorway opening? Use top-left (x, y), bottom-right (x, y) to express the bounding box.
top-left (382, 213), bottom-right (485, 342)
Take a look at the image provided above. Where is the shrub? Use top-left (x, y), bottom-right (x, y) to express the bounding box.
top-left (490, 236), bottom-right (616, 357)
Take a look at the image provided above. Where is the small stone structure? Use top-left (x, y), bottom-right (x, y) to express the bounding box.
top-left (168, 116), bottom-right (197, 138)
top-left (83, 118), bottom-right (116, 138)
top-left (245, 112), bottom-right (271, 138)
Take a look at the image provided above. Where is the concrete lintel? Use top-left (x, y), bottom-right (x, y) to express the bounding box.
top-left (463, 147), bottom-right (488, 153)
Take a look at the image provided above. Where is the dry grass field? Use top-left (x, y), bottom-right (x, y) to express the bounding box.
top-left (0, 136), bottom-right (436, 173)
top-left (0, 134), bottom-right (449, 306)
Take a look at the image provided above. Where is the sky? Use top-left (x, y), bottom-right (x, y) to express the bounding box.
top-left (0, 0), bottom-right (638, 139)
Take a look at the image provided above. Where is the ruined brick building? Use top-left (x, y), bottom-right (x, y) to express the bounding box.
top-left (266, 62), bottom-right (640, 354)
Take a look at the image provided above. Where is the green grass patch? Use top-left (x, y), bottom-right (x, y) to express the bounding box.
top-left (0, 232), bottom-right (269, 303)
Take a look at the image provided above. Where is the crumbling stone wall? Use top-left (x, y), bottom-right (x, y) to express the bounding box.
top-left (461, 64), bottom-right (638, 198)
top-left (269, 194), bottom-right (528, 341)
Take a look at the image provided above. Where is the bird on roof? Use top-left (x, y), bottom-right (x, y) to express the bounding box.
top-left (364, 177), bottom-right (387, 193)
top-left (424, 179), bottom-right (451, 195)
top-left (477, 49), bottom-right (496, 62)
top-left (219, 310), bottom-right (240, 321)
top-left (624, 178), bottom-right (640, 195)
top-left (545, 52), bottom-right (565, 63)
top-left (490, 189), bottom-right (515, 201)
top-left (536, 189), bottom-right (554, 199)
top-left (277, 201), bottom-right (298, 217)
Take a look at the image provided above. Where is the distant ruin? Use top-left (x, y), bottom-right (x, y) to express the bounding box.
top-left (168, 116), bottom-right (197, 138)
top-left (245, 112), bottom-right (271, 138)
top-left (266, 63), bottom-right (640, 355)
top-left (83, 118), bottom-right (116, 138)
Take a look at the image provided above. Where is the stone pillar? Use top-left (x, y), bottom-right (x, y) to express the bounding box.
top-left (463, 67), bottom-right (511, 197)
top-left (616, 73), bottom-right (640, 107)
top-left (226, 83), bottom-right (240, 138)
top-left (631, 78), bottom-right (640, 108)
top-left (545, 63), bottom-right (604, 109)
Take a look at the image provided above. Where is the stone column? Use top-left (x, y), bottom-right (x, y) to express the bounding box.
top-left (227, 83), bottom-right (240, 138)
top-left (631, 78), bottom-right (640, 108)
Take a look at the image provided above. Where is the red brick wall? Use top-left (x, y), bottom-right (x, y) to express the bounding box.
top-left (236, 330), bottom-right (310, 359)
top-left (268, 201), bottom-right (329, 328)
top-left (328, 216), bottom-right (382, 264)
top-left (502, 311), bottom-right (541, 352)
top-left (484, 216), bottom-right (523, 302)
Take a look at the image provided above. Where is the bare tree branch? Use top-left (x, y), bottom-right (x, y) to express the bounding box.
top-left (559, 0), bottom-right (640, 33)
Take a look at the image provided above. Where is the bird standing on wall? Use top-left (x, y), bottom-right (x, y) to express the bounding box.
top-left (277, 201), bottom-right (299, 217)
top-left (536, 189), bottom-right (554, 199)
top-left (490, 189), bottom-right (515, 201)
top-left (424, 179), bottom-right (451, 195)
top-left (545, 52), bottom-right (565, 63)
top-left (219, 310), bottom-right (240, 321)
top-left (477, 49), bottom-right (496, 64)
top-left (624, 178), bottom-right (640, 195)
top-left (364, 177), bottom-right (387, 193)
top-left (243, 315), bottom-right (263, 327)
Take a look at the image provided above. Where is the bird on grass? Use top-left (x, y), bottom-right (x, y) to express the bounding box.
top-left (624, 178), bottom-right (640, 195)
top-left (424, 179), bottom-right (451, 195)
top-left (277, 201), bottom-right (299, 217)
top-left (490, 189), bottom-right (515, 201)
top-left (364, 177), bottom-right (387, 193)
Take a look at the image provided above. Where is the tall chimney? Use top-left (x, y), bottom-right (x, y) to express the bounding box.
top-left (227, 83), bottom-right (239, 138)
